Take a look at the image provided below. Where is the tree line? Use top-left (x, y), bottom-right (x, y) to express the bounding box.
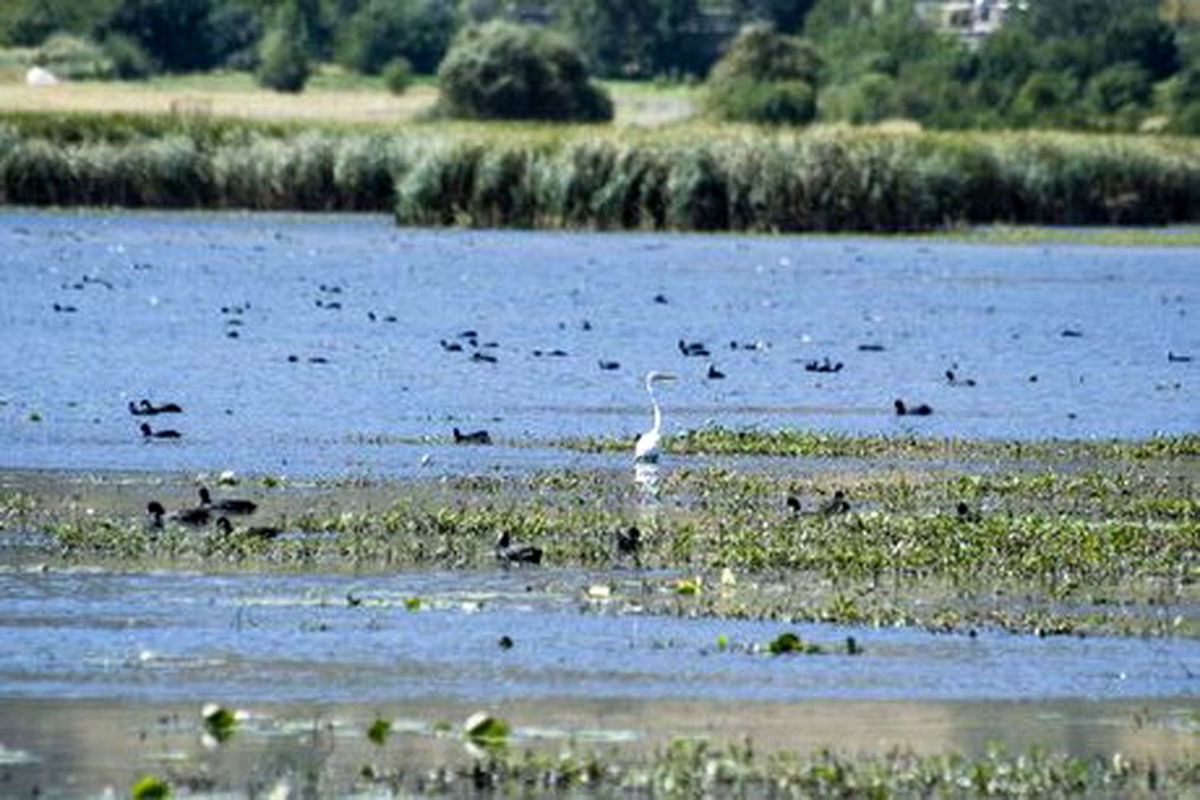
top-left (3, 0), bottom-right (1199, 133)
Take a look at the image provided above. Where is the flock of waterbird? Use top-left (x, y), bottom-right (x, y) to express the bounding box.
top-left (115, 276), bottom-right (1189, 569)
top-left (122, 270), bottom-right (985, 567)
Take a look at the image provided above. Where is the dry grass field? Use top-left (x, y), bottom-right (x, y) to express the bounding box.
top-left (0, 66), bottom-right (698, 126)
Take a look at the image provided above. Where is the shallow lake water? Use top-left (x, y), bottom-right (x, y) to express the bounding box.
top-left (0, 211), bottom-right (1196, 796)
top-left (0, 565), bottom-right (1195, 796)
top-left (1, 567), bottom-right (1195, 706)
top-left (1, 210), bottom-right (1197, 478)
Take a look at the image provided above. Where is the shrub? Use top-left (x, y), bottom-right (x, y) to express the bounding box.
top-left (102, 33), bottom-right (155, 79)
top-left (1086, 62), bottom-right (1153, 116)
top-left (435, 22), bottom-right (613, 122)
top-left (707, 78), bottom-right (817, 125)
top-left (1169, 102), bottom-right (1200, 135)
top-left (709, 23), bottom-right (821, 86)
top-left (33, 33), bottom-right (113, 80)
top-left (1010, 71), bottom-right (1077, 126)
top-left (383, 57), bottom-right (413, 95)
top-left (705, 24), bottom-right (820, 125)
top-left (257, 27), bottom-right (309, 93)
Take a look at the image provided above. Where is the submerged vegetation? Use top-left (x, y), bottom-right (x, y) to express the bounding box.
top-left (136, 735), bottom-right (1199, 798)
top-left (379, 739), bottom-right (1198, 798)
top-left (2, 112), bottom-right (1200, 230)
top-left (6, 431), bottom-right (1196, 639)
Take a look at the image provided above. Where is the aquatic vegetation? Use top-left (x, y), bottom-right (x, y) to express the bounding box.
top-left (2, 113), bottom-right (1200, 230)
top-left (202, 703), bottom-right (237, 743)
top-left (767, 631), bottom-right (823, 655)
top-left (464, 712), bottom-right (510, 749)
top-left (367, 717), bottom-right (391, 746)
top-left (9, 430), bottom-right (1197, 639)
top-left (564, 426), bottom-right (1200, 461)
top-left (356, 737), bottom-right (1199, 798)
top-left (130, 774), bottom-right (171, 800)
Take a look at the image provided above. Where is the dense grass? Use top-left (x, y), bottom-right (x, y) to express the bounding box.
top-left (2, 111), bottom-right (1200, 229)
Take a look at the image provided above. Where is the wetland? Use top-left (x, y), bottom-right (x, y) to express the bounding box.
top-left (0, 209), bottom-right (1196, 797)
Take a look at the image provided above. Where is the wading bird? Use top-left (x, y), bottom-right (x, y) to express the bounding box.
top-left (634, 371), bottom-right (677, 464)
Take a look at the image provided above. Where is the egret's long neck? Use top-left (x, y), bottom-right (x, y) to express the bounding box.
top-left (647, 382), bottom-right (662, 435)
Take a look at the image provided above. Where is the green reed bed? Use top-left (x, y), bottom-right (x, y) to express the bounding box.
top-left (2, 111), bottom-right (1200, 229)
top-left (10, 434), bottom-right (1196, 637)
top-left (567, 428), bottom-right (1200, 460)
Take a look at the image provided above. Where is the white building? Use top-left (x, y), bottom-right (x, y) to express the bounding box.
top-left (917, 0), bottom-right (1025, 47)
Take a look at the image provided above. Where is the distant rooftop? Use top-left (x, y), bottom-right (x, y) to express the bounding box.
top-left (915, 0), bottom-right (1024, 47)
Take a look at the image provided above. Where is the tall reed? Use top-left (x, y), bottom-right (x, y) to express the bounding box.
top-left (2, 112), bottom-right (1199, 230)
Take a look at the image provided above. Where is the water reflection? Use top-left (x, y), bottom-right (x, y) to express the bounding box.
top-left (633, 461), bottom-right (661, 504)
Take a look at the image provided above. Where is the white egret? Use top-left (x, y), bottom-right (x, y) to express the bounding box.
top-left (634, 371), bottom-right (677, 464)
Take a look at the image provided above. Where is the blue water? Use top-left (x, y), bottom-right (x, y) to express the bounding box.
top-left (1, 210), bottom-right (1197, 478)
top-left (0, 568), bottom-right (1194, 705)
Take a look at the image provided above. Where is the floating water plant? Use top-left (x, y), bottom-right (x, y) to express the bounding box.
top-left (131, 774), bottom-right (171, 800)
top-left (464, 712), bottom-right (510, 747)
top-left (367, 717), bottom-right (391, 746)
top-left (12, 438), bottom-right (1198, 639)
top-left (768, 632), bottom-right (823, 655)
top-left (202, 703), bottom-right (237, 743)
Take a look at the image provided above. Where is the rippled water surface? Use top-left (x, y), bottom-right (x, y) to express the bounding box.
top-left (0, 211), bottom-right (1198, 796)
top-left (1, 210), bottom-right (1196, 477)
top-left (1, 568), bottom-right (1195, 706)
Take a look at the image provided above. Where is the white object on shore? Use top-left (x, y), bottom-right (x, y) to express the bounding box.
top-left (26, 66), bottom-right (59, 86)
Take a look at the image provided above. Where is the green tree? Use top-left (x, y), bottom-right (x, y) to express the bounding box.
top-left (1010, 71), bottom-right (1077, 125)
top-left (336, 0), bottom-right (455, 74)
top-left (436, 21), bottom-right (613, 121)
top-left (1006, 0), bottom-right (1178, 80)
top-left (257, 0), bottom-right (310, 91)
top-left (1, 0), bottom-right (117, 46)
top-left (1085, 62), bottom-right (1153, 115)
top-left (705, 24), bottom-right (821, 124)
top-left (102, 0), bottom-right (218, 72)
top-left (555, 0), bottom-right (706, 79)
top-left (805, 0), bottom-right (969, 124)
top-left (730, 0), bottom-right (817, 34)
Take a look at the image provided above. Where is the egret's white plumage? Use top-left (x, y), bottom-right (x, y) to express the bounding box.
top-left (634, 371), bottom-right (676, 463)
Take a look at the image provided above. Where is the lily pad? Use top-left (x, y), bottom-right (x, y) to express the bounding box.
top-left (131, 774), bottom-right (171, 800)
top-left (768, 632), bottom-right (823, 655)
top-left (464, 712), bottom-right (510, 746)
top-left (367, 717), bottom-right (391, 746)
top-left (202, 703), bottom-right (237, 742)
